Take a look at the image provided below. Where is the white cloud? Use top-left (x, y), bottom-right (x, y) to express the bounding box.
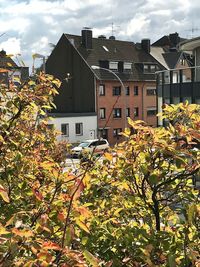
top-left (0, 38), bottom-right (21, 55)
top-left (124, 14), bottom-right (150, 36)
top-left (0, 0), bottom-right (200, 70)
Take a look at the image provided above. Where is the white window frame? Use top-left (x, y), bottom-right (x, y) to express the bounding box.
top-left (99, 108), bottom-right (106, 119)
top-left (124, 62), bottom-right (132, 70)
top-left (61, 123), bottom-right (69, 136)
top-left (99, 84), bottom-right (105, 96)
top-left (109, 61), bottom-right (118, 70)
top-left (75, 123), bottom-right (83, 136)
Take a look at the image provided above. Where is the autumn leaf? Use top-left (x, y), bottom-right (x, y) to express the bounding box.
top-left (32, 188), bottom-right (43, 201)
top-left (12, 228), bottom-right (34, 237)
top-left (0, 184), bottom-right (10, 203)
top-left (42, 241), bottom-right (61, 250)
top-left (76, 219), bottom-right (90, 233)
top-left (83, 250), bottom-right (99, 267)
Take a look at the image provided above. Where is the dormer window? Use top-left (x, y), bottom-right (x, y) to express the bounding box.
top-left (143, 64), bottom-right (157, 73)
top-left (109, 61), bottom-right (118, 71)
top-left (124, 62), bottom-right (132, 71)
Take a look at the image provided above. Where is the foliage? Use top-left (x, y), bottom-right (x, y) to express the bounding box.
top-left (0, 73), bottom-right (99, 266)
top-left (80, 102), bottom-right (200, 267)
top-left (0, 73), bottom-right (199, 267)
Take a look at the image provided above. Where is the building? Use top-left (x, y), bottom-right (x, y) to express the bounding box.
top-left (156, 35), bottom-right (200, 126)
top-left (0, 49), bottom-right (29, 85)
top-left (46, 28), bottom-right (163, 145)
top-left (49, 112), bottom-right (97, 144)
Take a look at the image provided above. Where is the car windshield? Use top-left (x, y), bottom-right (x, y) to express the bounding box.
top-left (78, 142), bottom-right (91, 148)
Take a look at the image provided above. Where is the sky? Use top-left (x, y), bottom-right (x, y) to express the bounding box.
top-left (0, 0), bottom-right (199, 71)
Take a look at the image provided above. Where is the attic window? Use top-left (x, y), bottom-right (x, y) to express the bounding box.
top-left (102, 46), bottom-right (109, 52)
top-left (109, 61), bottom-right (118, 70)
top-left (124, 62), bottom-right (132, 71)
top-left (143, 64), bottom-right (157, 73)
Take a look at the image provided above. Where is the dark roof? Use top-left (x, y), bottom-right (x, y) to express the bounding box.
top-left (152, 33), bottom-right (187, 50)
top-left (162, 52), bottom-right (182, 69)
top-left (64, 34), bottom-right (160, 81)
top-left (0, 50), bottom-right (18, 69)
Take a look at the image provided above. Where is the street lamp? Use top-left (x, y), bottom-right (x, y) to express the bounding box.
top-left (91, 65), bottom-right (127, 130)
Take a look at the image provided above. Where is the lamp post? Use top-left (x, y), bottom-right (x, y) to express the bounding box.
top-left (91, 65), bottom-right (127, 131)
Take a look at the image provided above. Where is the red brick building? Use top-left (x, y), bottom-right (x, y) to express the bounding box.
top-left (46, 29), bottom-right (163, 145)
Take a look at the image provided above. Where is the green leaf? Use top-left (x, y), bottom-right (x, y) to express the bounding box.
top-left (83, 250), bottom-right (99, 267)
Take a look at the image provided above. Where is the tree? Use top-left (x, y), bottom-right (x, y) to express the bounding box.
top-left (0, 72), bottom-right (199, 267)
top-left (80, 102), bottom-right (200, 267)
top-left (0, 73), bottom-right (99, 266)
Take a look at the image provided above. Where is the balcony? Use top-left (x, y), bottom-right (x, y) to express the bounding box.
top-left (156, 66), bottom-right (200, 126)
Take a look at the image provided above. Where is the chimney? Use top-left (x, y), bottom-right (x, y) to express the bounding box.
top-left (0, 49), bottom-right (6, 57)
top-left (98, 35), bottom-right (106, 39)
top-left (81, 27), bottom-right (92, 49)
top-left (141, 39), bottom-right (150, 54)
top-left (169, 32), bottom-right (179, 47)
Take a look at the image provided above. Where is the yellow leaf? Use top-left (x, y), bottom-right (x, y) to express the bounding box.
top-left (0, 225), bottom-right (10, 235)
top-left (0, 184), bottom-right (10, 203)
top-left (76, 219), bottom-right (90, 233)
top-left (104, 152), bottom-right (113, 161)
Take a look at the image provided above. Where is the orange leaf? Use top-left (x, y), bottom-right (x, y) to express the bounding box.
top-left (32, 188), bottom-right (43, 201)
top-left (43, 241), bottom-right (61, 250)
top-left (57, 212), bottom-right (65, 222)
top-left (12, 228), bottom-right (33, 237)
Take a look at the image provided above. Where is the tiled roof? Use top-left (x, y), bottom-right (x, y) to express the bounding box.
top-left (0, 51), bottom-right (18, 69)
top-left (64, 34), bottom-right (160, 81)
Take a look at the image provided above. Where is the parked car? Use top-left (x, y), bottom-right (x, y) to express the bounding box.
top-left (71, 139), bottom-right (109, 158)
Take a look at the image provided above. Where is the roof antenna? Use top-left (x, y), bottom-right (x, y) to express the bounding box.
top-left (185, 22), bottom-right (200, 38)
top-left (110, 22), bottom-right (120, 38)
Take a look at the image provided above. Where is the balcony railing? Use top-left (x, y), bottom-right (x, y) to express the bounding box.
top-left (156, 65), bottom-right (200, 85)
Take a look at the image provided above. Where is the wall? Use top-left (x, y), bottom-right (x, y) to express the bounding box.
top-left (46, 34), bottom-right (95, 113)
top-left (48, 115), bottom-right (97, 144)
top-left (96, 80), bottom-right (157, 145)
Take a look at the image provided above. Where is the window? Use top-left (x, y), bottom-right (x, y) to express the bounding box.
top-left (109, 61), bottom-right (118, 71)
top-left (134, 86), bottom-right (138, 96)
top-left (125, 86), bottom-right (130, 95)
top-left (99, 84), bottom-right (105, 96)
top-left (113, 108), bottom-right (121, 118)
top-left (143, 64), bottom-right (157, 73)
top-left (146, 88), bottom-right (156, 95)
top-left (113, 128), bottom-right (122, 137)
top-left (147, 107), bottom-right (157, 116)
top-left (99, 108), bottom-right (106, 119)
top-left (126, 108), bottom-right (130, 117)
top-left (102, 45), bottom-right (109, 52)
top-left (75, 123), bottom-right (83, 135)
top-left (113, 86), bottom-right (121, 96)
top-left (133, 107), bottom-right (139, 117)
top-left (124, 62), bottom-right (132, 71)
top-left (61, 123), bottom-right (69, 136)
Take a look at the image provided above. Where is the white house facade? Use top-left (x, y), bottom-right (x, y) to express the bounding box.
top-left (48, 113), bottom-right (97, 144)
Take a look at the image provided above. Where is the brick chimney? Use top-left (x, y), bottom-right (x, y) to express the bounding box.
top-left (141, 39), bottom-right (150, 54)
top-left (81, 27), bottom-right (92, 49)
